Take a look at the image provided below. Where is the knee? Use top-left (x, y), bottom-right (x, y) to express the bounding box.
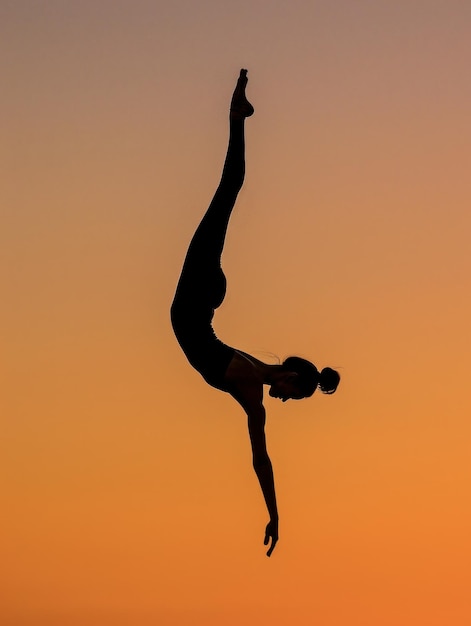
top-left (219, 173), bottom-right (244, 196)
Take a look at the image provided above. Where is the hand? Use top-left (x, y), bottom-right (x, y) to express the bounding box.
top-left (264, 518), bottom-right (278, 557)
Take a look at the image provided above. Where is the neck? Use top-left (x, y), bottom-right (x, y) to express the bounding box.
top-left (262, 364), bottom-right (286, 385)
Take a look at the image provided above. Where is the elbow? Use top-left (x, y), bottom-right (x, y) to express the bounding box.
top-left (253, 453), bottom-right (271, 471)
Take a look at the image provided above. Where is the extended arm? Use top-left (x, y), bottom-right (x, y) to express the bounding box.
top-left (227, 359), bottom-right (279, 557)
top-left (248, 408), bottom-right (279, 556)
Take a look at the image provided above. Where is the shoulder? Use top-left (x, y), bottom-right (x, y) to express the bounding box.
top-left (225, 350), bottom-right (262, 384)
top-left (224, 352), bottom-right (264, 414)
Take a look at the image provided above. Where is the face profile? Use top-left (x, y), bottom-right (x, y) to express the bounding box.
top-left (269, 374), bottom-right (305, 402)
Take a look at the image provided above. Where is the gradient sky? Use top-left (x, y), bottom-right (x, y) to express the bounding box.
top-left (2, 1), bottom-right (470, 625)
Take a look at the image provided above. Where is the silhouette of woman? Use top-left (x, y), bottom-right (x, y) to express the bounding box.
top-left (171, 70), bottom-right (340, 557)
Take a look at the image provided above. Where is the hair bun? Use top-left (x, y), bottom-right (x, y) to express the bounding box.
top-left (319, 367), bottom-right (340, 395)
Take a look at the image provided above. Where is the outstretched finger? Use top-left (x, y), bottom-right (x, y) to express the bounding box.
top-left (266, 536), bottom-right (277, 557)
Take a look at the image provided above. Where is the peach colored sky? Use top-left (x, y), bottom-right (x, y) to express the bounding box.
top-left (2, 2), bottom-right (470, 625)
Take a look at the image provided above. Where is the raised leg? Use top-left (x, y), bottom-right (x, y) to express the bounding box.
top-left (173, 70), bottom-right (254, 312)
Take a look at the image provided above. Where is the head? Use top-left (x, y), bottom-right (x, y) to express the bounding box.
top-left (269, 356), bottom-right (340, 401)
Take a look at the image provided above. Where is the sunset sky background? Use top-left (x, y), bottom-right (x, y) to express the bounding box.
top-left (2, 1), bottom-right (470, 624)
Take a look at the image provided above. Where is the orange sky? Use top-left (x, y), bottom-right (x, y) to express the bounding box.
top-left (2, 2), bottom-right (470, 625)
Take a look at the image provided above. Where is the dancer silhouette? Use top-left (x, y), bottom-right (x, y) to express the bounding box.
top-left (171, 70), bottom-right (340, 557)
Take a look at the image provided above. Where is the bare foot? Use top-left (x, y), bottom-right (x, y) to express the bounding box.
top-left (230, 69), bottom-right (254, 119)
